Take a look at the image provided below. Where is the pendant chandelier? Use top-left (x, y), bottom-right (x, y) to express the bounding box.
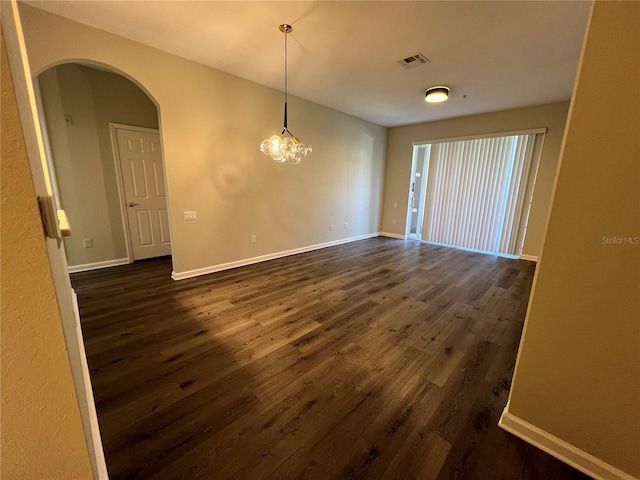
top-left (260, 24), bottom-right (312, 165)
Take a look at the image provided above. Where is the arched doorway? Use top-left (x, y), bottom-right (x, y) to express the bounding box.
top-left (36, 62), bottom-right (173, 272)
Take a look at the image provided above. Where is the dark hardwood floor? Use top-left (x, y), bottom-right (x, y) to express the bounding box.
top-left (72, 237), bottom-right (590, 480)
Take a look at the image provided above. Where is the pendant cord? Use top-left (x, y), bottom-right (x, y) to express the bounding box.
top-left (283, 29), bottom-right (288, 130)
top-left (284, 29), bottom-right (288, 105)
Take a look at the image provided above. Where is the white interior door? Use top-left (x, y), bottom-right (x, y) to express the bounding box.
top-left (115, 127), bottom-right (171, 260)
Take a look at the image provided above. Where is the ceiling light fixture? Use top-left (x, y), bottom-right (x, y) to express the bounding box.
top-left (260, 24), bottom-right (311, 165)
top-left (425, 86), bottom-right (450, 103)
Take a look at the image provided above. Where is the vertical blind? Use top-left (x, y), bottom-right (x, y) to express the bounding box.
top-left (421, 134), bottom-right (536, 255)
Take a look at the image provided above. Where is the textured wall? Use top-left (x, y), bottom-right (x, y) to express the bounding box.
top-left (1, 32), bottom-right (94, 479)
top-left (382, 102), bottom-right (570, 258)
top-left (506, 2), bottom-right (640, 477)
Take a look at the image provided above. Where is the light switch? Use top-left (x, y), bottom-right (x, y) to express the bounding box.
top-left (183, 211), bottom-right (197, 221)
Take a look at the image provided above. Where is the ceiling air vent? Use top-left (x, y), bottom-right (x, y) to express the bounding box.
top-left (397, 52), bottom-right (430, 69)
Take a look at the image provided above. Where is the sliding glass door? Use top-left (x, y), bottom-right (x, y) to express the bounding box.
top-left (407, 131), bottom-right (543, 256)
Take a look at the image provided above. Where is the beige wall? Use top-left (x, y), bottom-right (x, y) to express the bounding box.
top-left (506, 1), bottom-right (639, 478)
top-left (381, 102), bottom-right (570, 258)
top-left (1, 32), bottom-right (94, 479)
top-left (39, 63), bottom-right (159, 267)
top-left (19, 5), bottom-right (387, 276)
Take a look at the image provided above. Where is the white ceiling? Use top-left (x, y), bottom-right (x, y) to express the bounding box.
top-left (25, 1), bottom-right (592, 127)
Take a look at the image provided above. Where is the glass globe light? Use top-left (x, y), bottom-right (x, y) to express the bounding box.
top-left (260, 139), bottom-right (270, 154)
top-left (259, 24), bottom-right (311, 165)
top-left (267, 135), bottom-right (285, 162)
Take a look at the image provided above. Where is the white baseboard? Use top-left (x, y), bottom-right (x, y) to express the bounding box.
top-left (499, 409), bottom-right (636, 480)
top-left (420, 239), bottom-right (519, 259)
top-left (68, 258), bottom-right (130, 273)
top-left (519, 254), bottom-right (539, 262)
top-left (171, 233), bottom-right (379, 281)
top-left (379, 232), bottom-right (406, 240)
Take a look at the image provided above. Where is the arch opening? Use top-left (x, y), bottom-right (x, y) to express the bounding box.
top-left (36, 60), bottom-right (174, 272)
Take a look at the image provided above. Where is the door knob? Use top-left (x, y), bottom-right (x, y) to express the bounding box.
top-left (127, 202), bottom-right (140, 207)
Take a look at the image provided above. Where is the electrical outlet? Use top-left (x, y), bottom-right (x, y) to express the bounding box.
top-left (82, 238), bottom-right (93, 248)
top-left (251, 235), bottom-right (257, 243)
top-left (183, 211), bottom-right (197, 221)
top-left (394, 202), bottom-right (398, 208)
top-left (392, 219), bottom-right (396, 225)
top-left (329, 224), bottom-right (333, 231)
top-left (344, 222), bottom-right (348, 229)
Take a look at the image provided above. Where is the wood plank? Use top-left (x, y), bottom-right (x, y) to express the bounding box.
top-left (72, 237), bottom-right (590, 480)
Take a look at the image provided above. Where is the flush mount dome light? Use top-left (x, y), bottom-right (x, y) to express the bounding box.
top-left (425, 86), bottom-right (450, 103)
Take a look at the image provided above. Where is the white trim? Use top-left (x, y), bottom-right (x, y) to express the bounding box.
top-left (416, 145), bottom-right (430, 239)
top-left (515, 133), bottom-right (546, 256)
top-left (406, 144), bottom-right (430, 240)
top-left (172, 233), bottom-right (378, 281)
top-left (420, 239), bottom-right (519, 259)
top-left (412, 127), bottom-right (547, 146)
top-left (110, 122), bottom-right (161, 135)
top-left (499, 410), bottom-right (636, 480)
top-left (405, 145), bottom-right (420, 238)
top-left (380, 232), bottom-right (407, 240)
top-left (32, 77), bottom-right (63, 209)
top-left (519, 254), bottom-right (539, 262)
top-left (70, 290), bottom-right (109, 479)
top-left (68, 258), bottom-right (130, 274)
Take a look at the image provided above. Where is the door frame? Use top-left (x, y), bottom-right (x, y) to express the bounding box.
top-left (2, 2), bottom-right (108, 477)
top-left (405, 144), bottom-right (430, 240)
top-left (109, 122), bottom-right (172, 263)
